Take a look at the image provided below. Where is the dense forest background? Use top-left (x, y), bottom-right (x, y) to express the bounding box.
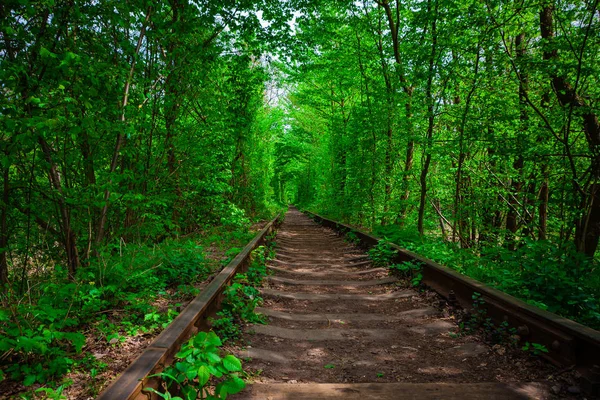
top-left (0, 0), bottom-right (291, 394)
top-left (275, 0), bottom-right (600, 329)
top-left (1, 0), bottom-right (599, 396)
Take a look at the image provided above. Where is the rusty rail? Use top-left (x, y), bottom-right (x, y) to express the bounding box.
top-left (303, 209), bottom-right (600, 392)
top-left (97, 214), bottom-right (280, 400)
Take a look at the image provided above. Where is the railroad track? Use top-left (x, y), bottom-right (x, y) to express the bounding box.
top-left (236, 208), bottom-right (572, 399)
top-left (98, 207), bottom-right (600, 399)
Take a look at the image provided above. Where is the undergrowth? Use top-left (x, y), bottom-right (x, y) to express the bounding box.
top-left (210, 244), bottom-right (273, 342)
top-left (0, 225), bottom-right (257, 396)
top-left (146, 331), bottom-right (245, 399)
top-left (368, 240), bottom-right (423, 287)
top-left (367, 240), bottom-right (397, 267)
top-left (374, 225), bottom-right (600, 330)
top-left (456, 292), bottom-right (549, 357)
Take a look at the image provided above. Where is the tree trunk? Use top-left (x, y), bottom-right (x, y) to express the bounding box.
top-left (354, 30), bottom-right (378, 228)
top-left (398, 135), bottom-right (414, 225)
top-left (0, 162), bottom-right (9, 285)
top-left (418, 0), bottom-right (438, 235)
top-left (505, 156), bottom-right (523, 247)
top-left (38, 137), bottom-right (80, 278)
top-left (375, 0), bottom-right (415, 226)
top-left (506, 32), bottom-right (528, 249)
top-left (452, 47), bottom-right (480, 248)
top-left (538, 166), bottom-right (549, 240)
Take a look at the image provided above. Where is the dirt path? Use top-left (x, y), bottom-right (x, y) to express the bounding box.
top-left (234, 208), bottom-right (563, 399)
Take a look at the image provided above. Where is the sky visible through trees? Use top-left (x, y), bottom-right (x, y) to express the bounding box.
top-left (0, 0), bottom-right (599, 396)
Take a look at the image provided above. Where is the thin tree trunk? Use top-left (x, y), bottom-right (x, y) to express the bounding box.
top-left (375, 0), bottom-right (415, 226)
top-left (452, 47), bottom-right (481, 248)
top-left (0, 162), bottom-right (9, 285)
top-left (354, 30), bottom-right (378, 228)
top-left (418, 0), bottom-right (438, 235)
top-left (165, 0), bottom-right (182, 224)
top-left (538, 166), bottom-right (549, 240)
top-left (398, 135), bottom-right (414, 224)
top-left (506, 32), bottom-right (529, 249)
top-left (505, 156), bottom-right (523, 247)
top-left (373, 25), bottom-right (395, 224)
top-left (38, 137), bottom-right (80, 278)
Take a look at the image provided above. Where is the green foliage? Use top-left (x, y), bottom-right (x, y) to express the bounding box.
top-left (143, 308), bottom-right (180, 332)
top-left (368, 240), bottom-right (398, 267)
top-left (0, 303), bottom-right (84, 386)
top-left (147, 331), bottom-right (245, 400)
top-left (209, 316), bottom-right (242, 344)
top-left (389, 261), bottom-right (423, 287)
top-left (522, 342), bottom-right (549, 356)
top-left (210, 246), bottom-right (270, 342)
top-left (247, 246), bottom-right (270, 285)
top-left (0, 224), bottom-right (256, 389)
top-left (221, 279), bottom-right (265, 325)
top-left (345, 231), bottom-right (360, 245)
top-left (459, 293), bottom-right (518, 346)
top-left (275, 0), bottom-right (600, 334)
top-left (156, 243), bottom-right (209, 287)
top-left (264, 232), bottom-right (278, 252)
top-left (33, 381), bottom-right (71, 400)
top-left (377, 225), bottom-right (600, 329)
top-left (4, 0), bottom-right (600, 392)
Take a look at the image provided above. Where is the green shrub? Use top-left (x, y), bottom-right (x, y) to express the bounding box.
top-left (210, 246), bottom-right (270, 342)
top-left (146, 331), bottom-right (245, 399)
top-left (157, 242), bottom-right (209, 286)
top-left (389, 261), bottom-right (423, 286)
top-left (368, 239), bottom-right (397, 267)
top-left (374, 225), bottom-right (600, 329)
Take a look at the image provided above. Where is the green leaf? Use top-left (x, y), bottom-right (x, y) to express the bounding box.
top-left (0, 337), bottom-right (14, 351)
top-left (197, 365), bottom-right (210, 386)
top-left (40, 47), bottom-right (57, 58)
top-left (205, 351), bottom-right (221, 364)
top-left (206, 331), bottom-right (222, 347)
top-left (23, 374), bottom-right (37, 386)
top-left (176, 348), bottom-right (193, 359)
top-left (17, 336), bottom-right (45, 353)
top-left (223, 377), bottom-right (245, 395)
top-left (185, 366), bottom-right (197, 380)
top-left (208, 364), bottom-right (223, 378)
top-left (63, 332), bottom-right (86, 353)
top-left (181, 386), bottom-right (197, 400)
top-left (218, 383), bottom-right (228, 399)
top-left (40, 47), bottom-right (58, 59)
top-left (222, 355), bottom-right (242, 372)
top-left (143, 388), bottom-right (170, 399)
top-left (193, 332), bottom-right (207, 347)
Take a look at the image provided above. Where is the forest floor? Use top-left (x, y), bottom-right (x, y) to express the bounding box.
top-left (0, 221), bottom-right (269, 400)
top-left (230, 208), bottom-right (588, 399)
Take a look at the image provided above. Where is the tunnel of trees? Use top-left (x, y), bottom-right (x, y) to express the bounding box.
top-left (0, 0), bottom-right (599, 395)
